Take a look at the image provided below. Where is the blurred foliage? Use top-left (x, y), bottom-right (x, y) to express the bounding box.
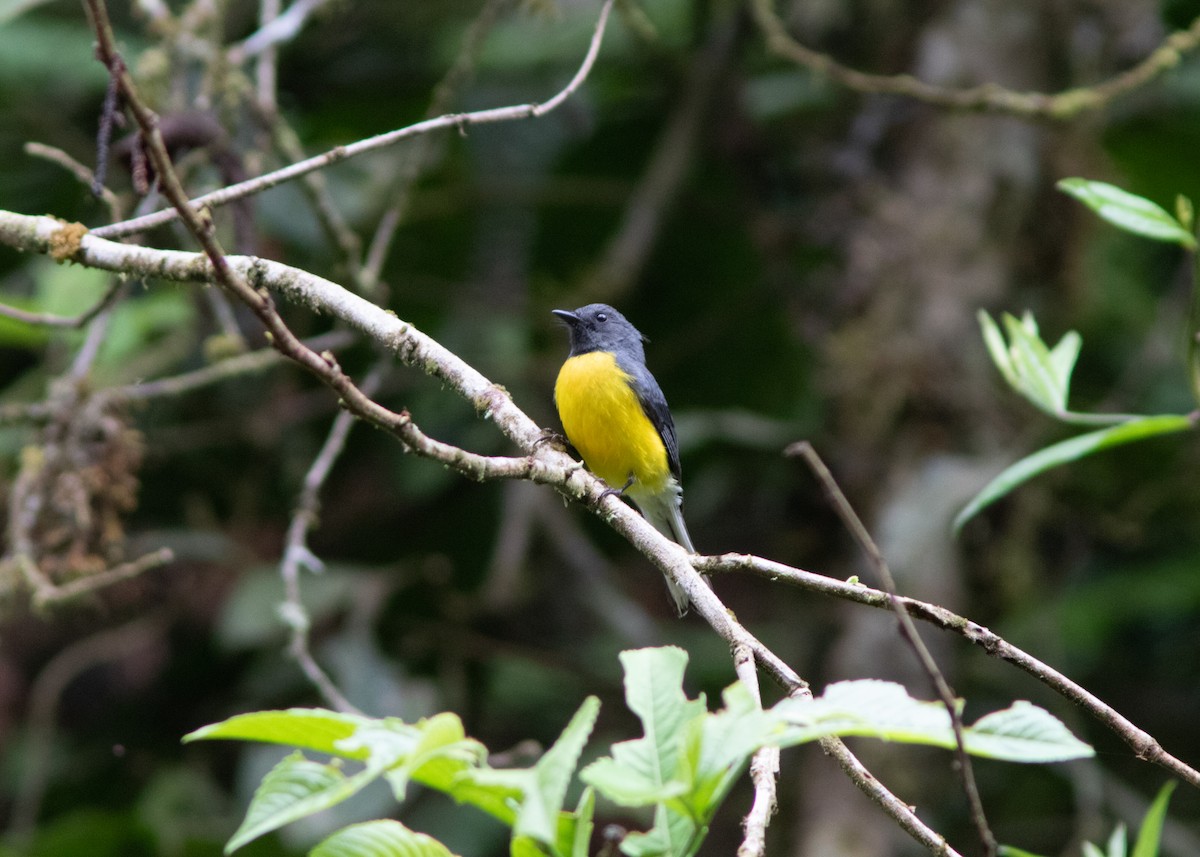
top-left (1, 0), bottom-right (1200, 855)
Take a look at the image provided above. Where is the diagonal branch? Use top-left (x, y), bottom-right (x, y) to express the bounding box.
top-left (0, 205), bottom-right (959, 854)
top-left (787, 442), bottom-right (996, 856)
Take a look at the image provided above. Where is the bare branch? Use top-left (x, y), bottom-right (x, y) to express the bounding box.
top-left (734, 643), bottom-right (779, 857)
top-left (27, 548), bottom-right (175, 610)
top-left (0, 279), bottom-right (123, 329)
top-left (24, 142), bottom-right (124, 221)
top-left (697, 551), bottom-right (1200, 790)
top-left (787, 442), bottom-right (996, 856)
top-left (279, 361), bottom-right (388, 714)
top-left (93, 0), bottom-right (616, 241)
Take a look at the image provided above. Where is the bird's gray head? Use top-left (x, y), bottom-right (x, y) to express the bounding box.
top-left (552, 304), bottom-right (648, 361)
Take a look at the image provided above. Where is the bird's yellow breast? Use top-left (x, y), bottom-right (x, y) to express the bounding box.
top-left (554, 351), bottom-right (670, 493)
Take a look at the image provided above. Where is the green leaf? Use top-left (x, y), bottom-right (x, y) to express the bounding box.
top-left (1047, 330), bottom-right (1082, 398)
top-left (518, 697), bottom-right (599, 843)
top-left (954, 414), bottom-right (1195, 531)
top-left (554, 788), bottom-right (595, 857)
top-left (979, 311), bottom-right (1092, 421)
top-left (618, 805), bottom-right (697, 857)
top-left (1002, 312), bottom-right (1069, 413)
top-left (1058, 178), bottom-right (1198, 248)
top-left (579, 648), bottom-right (704, 807)
top-left (772, 680), bottom-right (1094, 762)
top-left (1177, 195), bottom-right (1194, 233)
top-left (979, 310), bottom-right (1020, 389)
top-left (998, 847), bottom-right (1049, 857)
top-left (446, 698), bottom-right (598, 848)
top-left (184, 709), bottom-right (371, 759)
top-left (309, 819), bottom-right (460, 857)
top-left (374, 713), bottom-right (485, 800)
top-left (228, 752), bottom-right (381, 853)
top-left (509, 835), bottom-right (548, 857)
top-left (962, 702), bottom-right (1095, 762)
top-left (620, 648), bottom-right (706, 792)
top-left (1097, 823), bottom-right (1127, 857)
top-left (1131, 782), bottom-right (1176, 857)
top-left (678, 682), bottom-right (779, 819)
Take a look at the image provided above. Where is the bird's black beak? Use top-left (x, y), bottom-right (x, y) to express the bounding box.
top-left (551, 309), bottom-right (579, 325)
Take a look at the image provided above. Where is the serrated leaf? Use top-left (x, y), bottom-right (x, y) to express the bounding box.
top-left (518, 697), bottom-right (599, 843)
top-left (964, 702), bottom-right (1094, 762)
top-left (1131, 782), bottom-right (1176, 857)
top-left (1058, 178), bottom-right (1198, 249)
top-left (580, 649), bottom-right (704, 808)
top-left (228, 752), bottom-right (381, 853)
top-left (440, 766), bottom-right (523, 827)
top-left (184, 709), bottom-right (371, 759)
top-left (309, 819), bottom-right (460, 857)
top-left (954, 415), bottom-right (1195, 531)
top-left (773, 680), bottom-right (1094, 763)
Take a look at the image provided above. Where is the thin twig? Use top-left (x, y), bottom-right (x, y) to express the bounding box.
top-left (119, 330), bottom-right (356, 400)
top-left (29, 548), bottom-right (175, 610)
top-left (584, 8), bottom-right (735, 302)
top-left (0, 278), bottom-right (125, 329)
top-left (9, 203), bottom-right (1200, 792)
top-left (786, 442), bottom-right (997, 856)
top-left (361, 0), bottom-right (513, 294)
top-left (231, 0), bottom-right (333, 61)
top-left (279, 361), bottom-right (388, 714)
top-left (68, 281), bottom-right (129, 379)
top-left (93, 0), bottom-right (615, 241)
top-left (750, 0), bottom-right (1200, 119)
top-left (254, 0), bottom-right (283, 112)
top-left (24, 142), bottom-right (124, 221)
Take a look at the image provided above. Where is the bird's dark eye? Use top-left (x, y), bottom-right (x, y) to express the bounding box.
top-left (597, 312), bottom-right (608, 322)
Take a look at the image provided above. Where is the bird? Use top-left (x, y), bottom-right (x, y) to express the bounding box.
top-left (552, 303), bottom-right (696, 614)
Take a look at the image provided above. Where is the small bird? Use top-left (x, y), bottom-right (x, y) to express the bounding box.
top-left (552, 303), bottom-right (696, 614)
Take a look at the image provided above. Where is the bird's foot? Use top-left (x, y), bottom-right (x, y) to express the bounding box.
top-left (597, 474), bottom-right (635, 503)
top-left (534, 428), bottom-right (572, 453)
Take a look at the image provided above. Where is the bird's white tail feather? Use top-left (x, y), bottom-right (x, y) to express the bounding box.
top-left (632, 486), bottom-right (699, 616)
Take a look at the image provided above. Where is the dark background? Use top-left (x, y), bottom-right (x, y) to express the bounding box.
top-left (1, 0), bottom-right (1199, 854)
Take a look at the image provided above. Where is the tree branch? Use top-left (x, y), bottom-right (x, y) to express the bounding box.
top-left (749, 0), bottom-right (1200, 119)
top-left (0, 206), bottom-right (959, 851)
top-left (91, 0), bottom-right (615, 241)
top-left (697, 551), bottom-right (1200, 790)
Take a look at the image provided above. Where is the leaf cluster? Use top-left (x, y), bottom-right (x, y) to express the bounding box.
top-left (188, 646), bottom-right (1094, 857)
